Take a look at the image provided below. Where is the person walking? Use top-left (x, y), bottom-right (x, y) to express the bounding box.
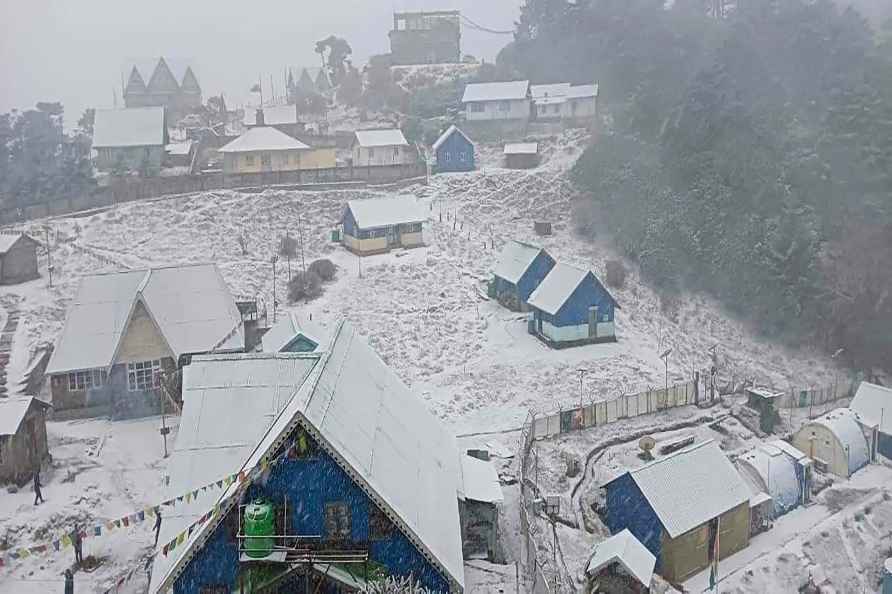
top-left (63, 568), bottom-right (74, 594)
top-left (33, 469), bottom-right (45, 505)
top-left (71, 525), bottom-right (83, 566)
top-left (153, 507), bottom-right (162, 547)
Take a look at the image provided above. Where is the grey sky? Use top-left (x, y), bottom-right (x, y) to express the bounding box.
top-left (1, 0), bottom-right (521, 121)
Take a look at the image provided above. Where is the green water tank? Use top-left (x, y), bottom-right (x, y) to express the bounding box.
top-left (243, 499), bottom-right (275, 558)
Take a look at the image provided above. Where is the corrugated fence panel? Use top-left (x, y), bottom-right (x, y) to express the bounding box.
top-left (546, 413), bottom-right (561, 437)
top-left (533, 417), bottom-right (549, 439)
top-left (606, 399), bottom-right (618, 423)
top-left (595, 402), bottom-right (607, 426)
top-left (584, 404), bottom-right (596, 428)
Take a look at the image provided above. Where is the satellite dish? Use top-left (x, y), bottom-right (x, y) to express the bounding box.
top-left (639, 436), bottom-right (656, 452)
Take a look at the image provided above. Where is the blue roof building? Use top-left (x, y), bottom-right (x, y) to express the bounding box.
top-left (526, 263), bottom-right (619, 347)
top-left (491, 241), bottom-right (555, 311)
top-left (433, 125), bottom-right (474, 173)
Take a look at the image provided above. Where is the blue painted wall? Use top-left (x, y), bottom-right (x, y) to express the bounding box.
top-left (493, 250), bottom-right (554, 305)
top-left (343, 207), bottom-right (358, 237)
top-left (435, 130), bottom-right (474, 173)
top-left (174, 429), bottom-right (451, 594)
top-left (533, 272), bottom-right (617, 327)
top-left (605, 474), bottom-right (664, 565)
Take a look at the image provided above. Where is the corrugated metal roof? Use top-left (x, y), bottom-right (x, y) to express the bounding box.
top-left (0, 397), bottom-right (48, 436)
top-left (46, 264), bottom-right (244, 375)
top-left (530, 83), bottom-right (571, 99)
top-left (503, 142), bottom-right (538, 155)
top-left (615, 440), bottom-right (750, 539)
top-left (432, 125), bottom-right (472, 153)
top-left (804, 408), bottom-right (870, 474)
top-left (527, 263), bottom-right (588, 315)
top-left (850, 381), bottom-right (892, 434)
top-left (218, 126), bottom-right (309, 153)
top-left (462, 80), bottom-right (530, 103)
top-left (353, 129), bottom-right (408, 147)
top-left (458, 454), bottom-right (503, 503)
top-left (92, 107), bottom-right (166, 148)
top-left (0, 233), bottom-right (35, 255)
top-left (492, 240), bottom-right (545, 284)
top-left (261, 312), bottom-right (326, 353)
top-left (165, 140), bottom-right (193, 156)
top-left (346, 196), bottom-right (426, 230)
top-left (586, 529), bottom-right (655, 587)
top-left (243, 105), bottom-right (299, 126)
top-left (566, 83), bottom-right (599, 99)
top-left (151, 321), bottom-right (464, 592)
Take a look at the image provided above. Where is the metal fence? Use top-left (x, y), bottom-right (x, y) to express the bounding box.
top-left (518, 412), bottom-right (554, 594)
top-left (775, 383), bottom-right (850, 410)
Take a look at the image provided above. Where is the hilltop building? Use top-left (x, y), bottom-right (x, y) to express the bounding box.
top-left (123, 58), bottom-right (202, 121)
top-left (389, 11), bottom-right (461, 65)
top-left (92, 107), bottom-right (168, 174)
top-left (461, 81), bottom-right (531, 123)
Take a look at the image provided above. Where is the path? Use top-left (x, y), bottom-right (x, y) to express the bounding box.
top-left (0, 295), bottom-right (22, 397)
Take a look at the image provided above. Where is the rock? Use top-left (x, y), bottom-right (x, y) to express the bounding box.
top-left (6, 485), bottom-right (18, 494)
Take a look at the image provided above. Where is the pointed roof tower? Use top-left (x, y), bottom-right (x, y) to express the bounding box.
top-left (124, 66), bottom-right (148, 96)
top-left (147, 57), bottom-right (180, 94)
top-left (180, 66), bottom-right (201, 95)
top-left (297, 68), bottom-right (316, 94)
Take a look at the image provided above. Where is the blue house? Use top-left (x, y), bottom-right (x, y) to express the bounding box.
top-left (491, 241), bottom-right (555, 311)
top-left (526, 263), bottom-right (619, 347)
top-left (433, 125), bottom-right (474, 173)
top-left (149, 321), bottom-right (464, 594)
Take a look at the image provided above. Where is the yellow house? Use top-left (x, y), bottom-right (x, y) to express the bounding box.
top-left (218, 126), bottom-right (336, 174)
top-left (342, 196), bottom-right (426, 255)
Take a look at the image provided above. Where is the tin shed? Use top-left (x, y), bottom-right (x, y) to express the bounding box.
top-left (491, 241), bottom-right (555, 311)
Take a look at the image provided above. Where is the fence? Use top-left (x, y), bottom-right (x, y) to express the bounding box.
top-left (775, 383), bottom-right (850, 411)
top-left (518, 412), bottom-right (554, 594)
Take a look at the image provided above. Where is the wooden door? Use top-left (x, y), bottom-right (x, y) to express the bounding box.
top-left (588, 306), bottom-right (599, 338)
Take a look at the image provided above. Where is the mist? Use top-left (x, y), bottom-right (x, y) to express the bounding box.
top-left (0, 0), bottom-right (520, 121)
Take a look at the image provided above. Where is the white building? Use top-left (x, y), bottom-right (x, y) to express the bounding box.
top-left (351, 129), bottom-right (415, 167)
top-left (461, 80), bottom-right (531, 122)
top-left (530, 82), bottom-right (599, 123)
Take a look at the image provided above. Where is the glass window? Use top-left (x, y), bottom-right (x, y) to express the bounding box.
top-left (324, 502), bottom-right (351, 540)
top-left (368, 148), bottom-right (375, 159)
top-left (261, 153), bottom-right (272, 168)
top-left (369, 505), bottom-right (393, 540)
top-left (127, 360), bottom-right (161, 391)
top-left (471, 102), bottom-right (485, 113)
top-left (245, 155), bottom-right (255, 166)
top-left (445, 151), bottom-right (451, 162)
top-left (68, 369), bottom-right (107, 391)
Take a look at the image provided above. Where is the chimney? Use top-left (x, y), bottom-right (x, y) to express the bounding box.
top-left (255, 108), bottom-right (265, 127)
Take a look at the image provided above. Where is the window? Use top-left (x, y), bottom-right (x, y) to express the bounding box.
top-left (68, 369), bottom-right (107, 392)
top-left (470, 102), bottom-right (485, 113)
top-left (392, 146), bottom-right (400, 161)
top-left (200, 585), bottom-right (228, 594)
top-left (369, 505), bottom-right (393, 540)
top-left (499, 101), bottom-right (510, 112)
top-left (538, 104), bottom-right (546, 114)
top-left (127, 360), bottom-right (161, 391)
top-left (368, 148), bottom-right (375, 159)
top-left (459, 151), bottom-right (467, 161)
top-left (261, 153), bottom-right (272, 168)
top-left (245, 155), bottom-right (255, 166)
top-left (324, 502), bottom-right (351, 540)
top-left (570, 101), bottom-right (577, 114)
top-left (445, 151), bottom-right (451, 162)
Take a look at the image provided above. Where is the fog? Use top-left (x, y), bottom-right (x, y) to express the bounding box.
top-left (0, 0), bottom-right (520, 120)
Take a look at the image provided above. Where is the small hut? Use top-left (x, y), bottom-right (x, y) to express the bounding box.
top-left (0, 233), bottom-right (40, 285)
top-left (792, 408), bottom-right (869, 478)
top-left (585, 529), bottom-right (655, 593)
top-left (503, 142), bottom-right (539, 169)
top-left (0, 397), bottom-right (52, 484)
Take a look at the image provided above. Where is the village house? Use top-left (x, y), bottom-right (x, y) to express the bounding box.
top-left (462, 81), bottom-right (531, 122)
top-left (351, 129), bottom-right (415, 167)
top-left (0, 232), bottom-right (40, 285)
top-left (432, 125), bottom-right (475, 173)
top-left (490, 240), bottom-right (555, 311)
top-left (530, 82), bottom-right (599, 125)
top-left (123, 57), bottom-right (202, 121)
top-left (148, 321), bottom-right (466, 593)
top-left (0, 396), bottom-right (51, 485)
top-left (792, 408), bottom-right (870, 478)
top-left (164, 140), bottom-right (194, 170)
top-left (389, 10), bottom-right (462, 65)
top-left (458, 450), bottom-right (503, 562)
top-left (260, 312), bottom-right (326, 353)
top-left (736, 440), bottom-right (813, 521)
top-left (44, 263), bottom-right (245, 418)
top-left (850, 381), bottom-right (892, 460)
top-left (218, 125), bottom-right (336, 174)
top-left (604, 440), bottom-right (751, 583)
top-left (503, 142), bottom-right (540, 169)
top-left (585, 529), bottom-right (656, 594)
top-left (92, 106), bottom-right (168, 174)
top-left (526, 263), bottom-right (619, 347)
top-left (342, 196), bottom-right (426, 255)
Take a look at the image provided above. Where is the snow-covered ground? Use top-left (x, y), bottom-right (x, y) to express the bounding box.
top-left (0, 129), bottom-right (849, 592)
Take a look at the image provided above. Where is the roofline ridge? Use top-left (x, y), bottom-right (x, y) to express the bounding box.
top-left (629, 438), bottom-right (716, 474)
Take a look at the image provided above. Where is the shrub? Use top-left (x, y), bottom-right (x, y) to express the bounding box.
top-left (307, 259), bottom-right (336, 282)
top-left (288, 270), bottom-right (323, 302)
top-left (605, 259), bottom-right (627, 290)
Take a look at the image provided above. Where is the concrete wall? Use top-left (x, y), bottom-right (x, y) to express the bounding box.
top-left (352, 144), bottom-right (416, 167)
top-left (95, 145), bottom-right (164, 173)
top-left (222, 148), bottom-right (337, 174)
top-left (0, 403), bottom-right (49, 485)
top-left (465, 99), bottom-right (530, 122)
top-left (792, 423), bottom-right (852, 478)
top-left (0, 236), bottom-right (39, 284)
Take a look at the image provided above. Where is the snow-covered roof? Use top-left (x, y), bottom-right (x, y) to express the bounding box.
top-left (608, 440), bottom-right (750, 539)
top-left (353, 129), bottom-right (409, 147)
top-left (566, 83), bottom-right (599, 99)
top-left (462, 80), bottom-right (530, 103)
top-left (527, 263), bottom-right (588, 315)
top-left (92, 107), bottom-right (166, 148)
top-left (432, 125), bottom-right (473, 152)
top-left (0, 233), bottom-right (36, 254)
top-left (530, 83), bottom-right (571, 99)
top-left (850, 381), bottom-right (892, 435)
top-left (165, 140), bottom-right (193, 156)
top-left (0, 397), bottom-right (49, 436)
top-left (151, 321), bottom-right (464, 592)
top-left (46, 264), bottom-right (244, 375)
top-left (804, 408), bottom-right (870, 474)
top-left (503, 142), bottom-right (539, 155)
top-left (736, 443), bottom-right (801, 516)
top-left (218, 126), bottom-right (309, 153)
top-left (346, 196), bottom-right (426, 230)
top-left (535, 96), bottom-right (567, 106)
top-left (586, 529), bottom-right (655, 587)
top-left (493, 240), bottom-right (546, 284)
top-left (243, 105), bottom-right (299, 126)
top-left (458, 454), bottom-right (503, 503)
top-left (260, 312), bottom-right (326, 353)
top-left (768, 439), bottom-right (810, 462)
top-left (746, 386), bottom-right (785, 400)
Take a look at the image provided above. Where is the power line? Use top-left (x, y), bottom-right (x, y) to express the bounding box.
top-left (460, 14), bottom-right (515, 36)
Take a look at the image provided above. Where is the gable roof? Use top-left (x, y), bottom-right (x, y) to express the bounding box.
top-left (530, 83), bottom-right (571, 99)
top-left (850, 381), bottom-right (892, 435)
top-left (462, 80), bottom-right (530, 103)
top-left (46, 264), bottom-right (244, 375)
top-left (432, 125), bottom-right (473, 153)
top-left (493, 240), bottom-right (547, 284)
top-left (125, 66), bottom-right (148, 95)
top-left (218, 126), bottom-right (309, 153)
top-left (92, 107), bottom-right (166, 148)
top-left (528, 263), bottom-right (619, 316)
top-left (0, 397), bottom-right (50, 436)
top-left (503, 142), bottom-right (538, 155)
top-left (146, 58), bottom-right (180, 93)
top-left (151, 321), bottom-right (465, 592)
top-left (353, 129), bottom-right (409, 148)
top-left (606, 440), bottom-right (750, 539)
top-left (0, 233), bottom-right (37, 255)
top-left (346, 196), bottom-right (426, 229)
top-left (566, 83), bottom-right (599, 99)
top-left (586, 529), bottom-right (655, 586)
top-left (261, 312), bottom-right (326, 353)
top-left (804, 408), bottom-right (870, 474)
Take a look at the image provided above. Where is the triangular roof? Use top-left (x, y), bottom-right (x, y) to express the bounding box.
top-left (0, 232), bottom-right (38, 255)
top-left (586, 529), bottom-right (655, 587)
top-left (92, 107), bottom-right (167, 148)
top-left (124, 66), bottom-right (147, 95)
top-left (604, 441), bottom-right (750, 539)
top-left (150, 321), bottom-right (465, 592)
top-left (0, 397), bottom-right (51, 436)
top-left (147, 58), bottom-right (181, 94)
top-left (493, 240), bottom-right (547, 284)
top-left (432, 125), bottom-right (473, 153)
top-left (527, 263), bottom-right (618, 316)
top-left (46, 263), bottom-right (244, 375)
top-left (297, 68), bottom-right (317, 93)
top-left (850, 381), bottom-right (892, 435)
top-left (218, 126), bottom-right (310, 153)
top-left (314, 68), bottom-right (333, 91)
top-left (179, 66), bottom-right (201, 94)
top-left (261, 312), bottom-right (326, 353)
top-left (345, 196), bottom-right (426, 229)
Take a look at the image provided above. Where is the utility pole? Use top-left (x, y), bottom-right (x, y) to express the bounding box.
top-left (271, 255), bottom-right (278, 324)
top-left (660, 348), bottom-right (673, 409)
top-left (297, 216), bottom-right (306, 278)
top-left (44, 225), bottom-right (53, 288)
top-left (576, 369), bottom-right (586, 408)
